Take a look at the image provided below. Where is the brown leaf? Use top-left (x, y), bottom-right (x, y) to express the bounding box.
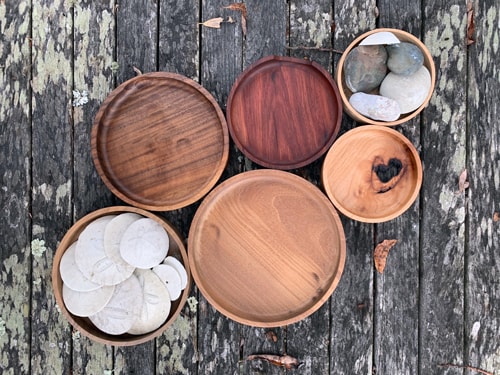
top-left (246, 354), bottom-right (303, 369)
top-left (494, 212), bottom-right (499, 222)
top-left (224, 3), bottom-right (247, 36)
top-left (374, 239), bottom-right (398, 273)
top-left (466, 0), bottom-right (475, 45)
top-left (265, 330), bottom-right (278, 343)
top-left (459, 169), bottom-right (469, 193)
top-left (199, 17), bottom-right (224, 29)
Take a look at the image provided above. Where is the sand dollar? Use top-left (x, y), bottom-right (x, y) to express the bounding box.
top-left (163, 256), bottom-right (188, 290)
top-left (60, 242), bottom-right (101, 292)
top-left (153, 264), bottom-right (182, 301)
top-left (120, 218), bottom-right (169, 269)
top-left (127, 269), bottom-right (172, 335)
top-left (89, 274), bottom-right (143, 335)
top-left (62, 283), bottom-right (115, 317)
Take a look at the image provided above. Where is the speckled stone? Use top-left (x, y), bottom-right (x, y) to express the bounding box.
top-left (379, 65), bottom-right (431, 114)
top-left (344, 45), bottom-right (387, 93)
top-left (349, 92), bottom-right (401, 122)
top-left (386, 42), bottom-right (424, 76)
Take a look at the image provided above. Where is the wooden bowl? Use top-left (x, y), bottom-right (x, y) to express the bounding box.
top-left (335, 28), bottom-right (436, 126)
top-left (188, 169), bottom-right (346, 327)
top-left (322, 126), bottom-right (423, 223)
top-left (92, 72), bottom-right (229, 211)
top-left (51, 206), bottom-right (191, 346)
top-left (227, 56), bottom-right (343, 169)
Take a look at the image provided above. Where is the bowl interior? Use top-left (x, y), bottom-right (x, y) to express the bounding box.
top-left (336, 28), bottom-right (436, 126)
top-left (322, 126), bottom-right (423, 222)
top-left (52, 206), bottom-right (191, 346)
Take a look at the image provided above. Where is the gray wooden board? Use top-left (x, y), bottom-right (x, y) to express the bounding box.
top-left (466, 1), bottom-right (500, 373)
top-left (30, 0), bottom-right (74, 373)
top-left (0, 1), bottom-right (32, 373)
top-left (421, 0), bottom-right (468, 373)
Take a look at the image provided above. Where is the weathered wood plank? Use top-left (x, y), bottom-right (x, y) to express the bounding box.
top-left (71, 1), bottom-right (116, 372)
top-left (466, 1), bottom-right (500, 373)
top-left (0, 1), bottom-right (32, 373)
top-left (197, 0), bottom-right (244, 373)
top-left (330, 2), bottom-right (376, 374)
top-left (30, 0), bottom-right (74, 372)
top-left (421, 0), bottom-right (467, 373)
top-left (373, 2), bottom-right (422, 374)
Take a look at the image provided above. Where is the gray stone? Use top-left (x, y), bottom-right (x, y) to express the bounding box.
top-left (349, 92), bottom-right (401, 122)
top-left (386, 42), bottom-right (424, 76)
top-left (379, 65), bottom-right (431, 114)
top-left (344, 45), bottom-right (387, 93)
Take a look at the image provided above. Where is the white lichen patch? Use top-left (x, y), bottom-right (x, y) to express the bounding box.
top-left (470, 321), bottom-right (481, 341)
top-left (55, 180), bottom-right (71, 211)
top-left (334, 0), bottom-right (376, 40)
top-left (34, 183), bottom-right (54, 202)
top-left (0, 318), bottom-right (6, 337)
top-left (157, 314), bottom-right (192, 374)
top-left (103, 370), bottom-right (114, 375)
top-left (290, 3), bottom-right (331, 49)
top-left (72, 89), bottom-right (88, 107)
top-left (187, 296), bottom-right (198, 314)
top-left (439, 186), bottom-right (456, 212)
top-left (483, 346), bottom-right (500, 374)
top-left (31, 238), bottom-right (47, 258)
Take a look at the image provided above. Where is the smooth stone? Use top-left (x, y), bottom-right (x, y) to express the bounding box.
top-left (379, 65), bottom-right (431, 114)
top-left (359, 31), bottom-right (400, 46)
top-left (344, 45), bottom-right (387, 93)
top-left (349, 92), bottom-right (401, 122)
top-left (386, 42), bottom-right (424, 76)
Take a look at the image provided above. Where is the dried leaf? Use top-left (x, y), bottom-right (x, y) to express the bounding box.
top-left (132, 66), bottom-right (142, 75)
top-left (466, 0), bottom-right (475, 45)
top-left (226, 16), bottom-right (236, 23)
top-left (199, 17), bottom-right (224, 29)
top-left (265, 330), bottom-right (278, 343)
top-left (374, 239), bottom-right (397, 273)
top-left (246, 354), bottom-right (303, 369)
top-left (224, 3), bottom-right (247, 36)
top-left (458, 169), bottom-right (469, 193)
top-left (494, 212), bottom-right (499, 222)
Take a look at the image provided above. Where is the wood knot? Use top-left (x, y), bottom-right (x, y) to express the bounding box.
top-left (371, 157), bottom-right (405, 193)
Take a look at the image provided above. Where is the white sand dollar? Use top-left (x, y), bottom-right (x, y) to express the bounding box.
top-left (60, 242), bottom-right (101, 292)
top-left (153, 264), bottom-right (182, 301)
top-left (120, 218), bottom-right (169, 269)
top-left (163, 256), bottom-right (188, 290)
top-left (89, 274), bottom-right (143, 335)
top-left (127, 269), bottom-right (172, 335)
top-left (62, 283), bottom-right (115, 317)
top-left (359, 31), bottom-right (400, 45)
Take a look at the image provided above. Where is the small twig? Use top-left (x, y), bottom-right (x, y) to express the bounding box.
top-left (286, 46), bottom-right (344, 54)
top-left (132, 66), bottom-right (143, 75)
top-left (439, 363), bottom-right (495, 375)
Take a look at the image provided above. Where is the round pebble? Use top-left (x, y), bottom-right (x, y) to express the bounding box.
top-left (62, 283), bottom-right (115, 317)
top-left (60, 242), bottom-right (101, 292)
top-left (344, 45), bottom-right (388, 93)
top-left (386, 42), bottom-right (424, 76)
top-left (349, 92), bottom-right (401, 122)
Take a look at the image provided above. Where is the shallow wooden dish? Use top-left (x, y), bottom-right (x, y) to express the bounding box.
top-left (188, 169), bottom-right (346, 327)
top-left (92, 72), bottom-right (229, 211)
top-left (227, 56), bottom-right (343, 169)
top-left (322, 126), bottom-right (423, 223)
top-left (51, 206), bottom-right (191, 346)
top-left (335, 28), bottom-right (436, 126)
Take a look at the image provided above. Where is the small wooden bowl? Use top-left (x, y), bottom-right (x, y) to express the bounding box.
top-left (92, 72), bottom-right (229, 211)
top-left (322, 126), bottom-right (422, 223)
top-left (227, 56), bottom-right (343, 169)
top-left (335, 28), bottom-right (436, 126)
top-left (51, 206), bottom-right (191, 346)
top-left (188, 169), bottom-right (346, 327)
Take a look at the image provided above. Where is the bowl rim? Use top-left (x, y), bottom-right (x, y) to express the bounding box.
top-left (335, 28), bottom-right (436, 126)
top-left (51, 205), bottom-right (191, 346)
top-left (321, 125), bottom-right (423, 222)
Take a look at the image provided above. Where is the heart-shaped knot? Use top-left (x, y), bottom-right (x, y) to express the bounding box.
top-left (371, 157), bottom-right (405, 193)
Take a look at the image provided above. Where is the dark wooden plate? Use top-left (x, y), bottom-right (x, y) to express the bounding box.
top-left (91, 72), bottom-right (229, 211)
top-left (227, 56), bottom-right (342, 169)
top-left (322, 126), bottom-right (423, 222)
top-left (188, 169), bottom-right (346, 327)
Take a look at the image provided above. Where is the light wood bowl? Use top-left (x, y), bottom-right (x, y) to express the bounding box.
top-left (322, 126), bottom-right (423, 223)
top-left (188, 169), bottom-right (346, 327)
top-left (335, 28), bottom-right (436, 126)
top-left (91, 72), bottom-right (229, 211)
top-left (51, 206), bottom-right (191, 346)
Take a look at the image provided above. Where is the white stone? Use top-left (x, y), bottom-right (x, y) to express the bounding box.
top-left (359, 31), bottom-right (400, 46)
top-left (379, 65), bottom-right (431, 113)
top-left (349, 92), bottom-right (401, 121)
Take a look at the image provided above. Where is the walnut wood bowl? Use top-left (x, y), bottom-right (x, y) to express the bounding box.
top-left (51, 206), bottom-right (191, 346)
top-left (322, 126), bottom-right (423, 223)
top-left (188, 169), bottom-right (346, 327)
top-left (335, 28), bottom-right (436, 126)
top-left (91, 72), bottom-right (229, 211)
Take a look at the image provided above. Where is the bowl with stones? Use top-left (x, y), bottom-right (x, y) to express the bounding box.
top-left (52, 206), bottom-right (190, 346)
top-left (335, 28), bottom-right (436, 126)
top-left (321, 126), bottom-right (423, 223)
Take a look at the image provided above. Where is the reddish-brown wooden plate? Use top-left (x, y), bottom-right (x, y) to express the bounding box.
top-left (322, 126), bottom-right (423, 223)
top-left (188, 169), bottom-right (346, 327)
top-left (92, 72), bottom-right (229, 211)
top-left (227, 56), bottom-right (342, 169)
